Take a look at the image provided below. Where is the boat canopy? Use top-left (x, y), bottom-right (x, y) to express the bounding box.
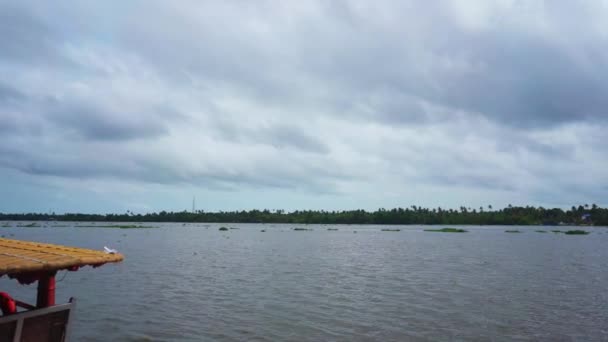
top-left (0, 238), bottom-right (123, 284)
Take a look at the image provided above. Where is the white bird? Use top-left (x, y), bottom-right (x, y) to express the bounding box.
top-left (104, 246), bottom-right (118, 254)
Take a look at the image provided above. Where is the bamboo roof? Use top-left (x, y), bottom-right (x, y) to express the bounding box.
top-left (0, 238), bottom-right (123, 277)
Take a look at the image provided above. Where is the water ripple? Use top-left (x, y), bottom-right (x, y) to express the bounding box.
top-left (1, 224), bottom-right (607, 341)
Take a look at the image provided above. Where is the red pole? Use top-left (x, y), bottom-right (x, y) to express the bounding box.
top-left (36, 272), bottom-right (56, 308)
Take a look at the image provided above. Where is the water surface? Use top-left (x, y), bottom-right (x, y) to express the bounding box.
top-left (1, 223), bottom-right (606, 341)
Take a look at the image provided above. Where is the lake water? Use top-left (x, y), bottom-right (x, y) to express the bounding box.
top-left (1, 223), bottom-right (607, 341)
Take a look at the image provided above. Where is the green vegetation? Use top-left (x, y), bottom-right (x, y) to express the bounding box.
top-left (17, 223), bottom-right (40, 228)
top-left (327, 228), bottom-right (339, 231)
top-left (1, 204), bottom-right (607, 225)
top-left (293, 227), bottom-right (313, 231)
top-left (535, 230), bottom-right (547, 233)
top-left (551, 230), bottom-right (563, 233)
top-left (381, 229), bottom-right (401, 232)
top-left (424, 227), bottom-right (467, 233)
top-left (77, 224), bottom-right (154, 229)
top-left (505, 230), bottom-right (521, 233)
top-left (219, 227), bottom-right (229, 231)
top-left (564, 230), bottom-right (590, 235)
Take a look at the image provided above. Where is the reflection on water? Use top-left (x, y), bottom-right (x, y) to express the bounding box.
top-left (1, 223), bottom-right (607, 341)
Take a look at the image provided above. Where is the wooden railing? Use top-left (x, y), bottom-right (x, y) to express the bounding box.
top-left (0, 299), bottom-right (75, 342)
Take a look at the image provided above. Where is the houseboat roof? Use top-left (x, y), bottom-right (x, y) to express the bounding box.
top-left (0, 238), bottom-right (123, 282)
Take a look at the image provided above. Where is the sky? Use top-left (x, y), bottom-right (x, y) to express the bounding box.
top-left (1, 0), bottom-right (607, 214)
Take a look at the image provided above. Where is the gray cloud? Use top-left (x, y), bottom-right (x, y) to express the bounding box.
top-left (433, 33), bottom-right (608, 127)
top-left (104, 1), bottom-right (608, 129)
top-left (0, 87), bottom-right (174, 141)
top-left (0, 136), bottom-right (345, 195)
top-left (0, 83), bottom-right (24, 103)
top-left (212, 118), bottom-right (330, 154)
top-left (0, 3), bottom-right (69, 69)
top-left (47, 99), bottom-right (171, 141)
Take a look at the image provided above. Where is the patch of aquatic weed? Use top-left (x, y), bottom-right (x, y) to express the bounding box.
top-left (505, 230), bottom-right (522, 233)
top-left (293, 227), bottom-right (313, 231)
top-left (535, 230), bottom-right (547, 233)
top-left (381, 229), bottom-right (401, 232)
top-left (424, 227), bottom-right (467, 233)
top-left (17, 223), bottom-right (41, 228)
top-left (219, 227), bottom-right (229, 231)
top-left (77, 224), bottom-right (156, 229)
top-left (564, 230), bottom-right (590, 235)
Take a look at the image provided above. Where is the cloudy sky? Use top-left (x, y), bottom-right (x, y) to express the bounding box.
top-left (1, 0), bottom-right (607, 214)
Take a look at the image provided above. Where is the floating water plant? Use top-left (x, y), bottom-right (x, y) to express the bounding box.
top-left (77, 225), bottom-right (154, 229)
top-left (17, 223), bottom-right (40, 228)
top-left (219, 227), bottom-right (229, 231)
top-left (293, 227), bottom-right (313, 231)
top-left (564, 230), bottom-right (589, 235)
top-left (505, 230), bottom-right (521, 233)
top-left (260, 229), bottom-right (266, 232)
top-left (381, 229), bottom-right (401, 232)
top-left (327, 228), bottom-right (338, 231)
top-left (535, 230), bottom-right (547, 233)
top-left (551, 230), bottom-right (563, 233)
top-left (424, 228), bottom-right (467, 233)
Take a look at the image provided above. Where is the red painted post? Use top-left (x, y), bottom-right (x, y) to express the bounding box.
top-left (36, 272), bottom-right (56, 308)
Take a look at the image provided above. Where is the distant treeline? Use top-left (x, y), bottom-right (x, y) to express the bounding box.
top-left (1, 204), bottom-right (607, 226)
